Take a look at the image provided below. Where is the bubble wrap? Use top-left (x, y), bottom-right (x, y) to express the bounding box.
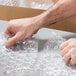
top-left (0, 33), bottom-right (39, 76)
top-left (0, 33), bottom-right (76, 76)
top-left (0, 0), bottom-right (54, 10)
top-left (0, 0), bottom-right (19, 6)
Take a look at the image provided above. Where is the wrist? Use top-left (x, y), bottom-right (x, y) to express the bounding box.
top-left (34, 11), bottom-right (50, 28)
top-left (33, 14), bottom-right (46, 30)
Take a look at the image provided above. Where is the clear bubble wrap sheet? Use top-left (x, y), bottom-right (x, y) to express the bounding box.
top-left (0, 0), bottom-right (54, 10)
top-left (0, 33), bottom-right (76, 76)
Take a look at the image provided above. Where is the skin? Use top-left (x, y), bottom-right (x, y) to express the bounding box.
top-left (60, 38), bottom-right (76, 65)
top-left (5, 0), bottom-right (76, 65)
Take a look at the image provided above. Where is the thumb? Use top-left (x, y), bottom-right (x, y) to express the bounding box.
top-left (6, 32), bottom-right (21, 48)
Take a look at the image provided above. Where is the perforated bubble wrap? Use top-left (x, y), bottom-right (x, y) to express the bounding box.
top-left (0, 33), bottom-right (76, 76)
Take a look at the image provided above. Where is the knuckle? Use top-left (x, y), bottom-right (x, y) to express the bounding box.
top-left (71, 41), bottom-right (75, 45)
top-left (22, 35), bottom-right (28, 40)
top-left (70, 48), bottom-right (74, 55)
top-left (8, 20), bottom-right (15, 25)
top-left (68, 42), bottom-right (75, 48)
top-left (70, 48), bottom-right (76, 57)
top-left (59, 44), bottom-right (63, 49)
top-left (59, 42), bottom-right (64, 49)
top-left (68, 38), bottom-right (75, 42)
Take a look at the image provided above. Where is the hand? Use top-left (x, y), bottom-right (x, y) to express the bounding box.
top-left (60, 38), bottom-right (76, 65)
top-left (5, 16), bottom-right (43, 48)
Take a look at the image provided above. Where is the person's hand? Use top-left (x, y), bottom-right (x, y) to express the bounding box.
top-left (5, 16), bottom-right (43, 48)
top-left (60, 38), bottom-right (76, 65)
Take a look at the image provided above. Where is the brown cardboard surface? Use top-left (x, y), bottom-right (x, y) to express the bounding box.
top-left (0, 5), bottom-right (76, 32)
top-left (0, 5), bottom-right (43, 20)
top-left (50, 0), bottom-right (76, 32)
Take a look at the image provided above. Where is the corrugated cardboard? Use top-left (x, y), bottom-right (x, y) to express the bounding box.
top-left (0, 3), bottom-right (76, 32)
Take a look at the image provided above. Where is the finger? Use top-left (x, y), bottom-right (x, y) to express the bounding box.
top-left (60, 40), bottom-right (69, 50)
top-left (61, 45), bottom-right (70, 57)
top-left (61, 42), bottom-right (76, 57)
top-left (70, 58), bottom-right (76, 66)
top-left (63, 51), bottom-right (71, 63)
top-left (70, 48), bottom-right (76, 65)
top-left (5, 32), bottom-right (21, 48)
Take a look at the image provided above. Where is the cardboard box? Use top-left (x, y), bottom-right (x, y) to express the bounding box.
top-left (0, 5), bottom-right (43, 20)
top-left (0, 0), bottom-right (76, 33)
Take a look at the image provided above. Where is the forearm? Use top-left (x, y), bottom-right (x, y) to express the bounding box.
top-left (38, 0), bottom-right (76, 27)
